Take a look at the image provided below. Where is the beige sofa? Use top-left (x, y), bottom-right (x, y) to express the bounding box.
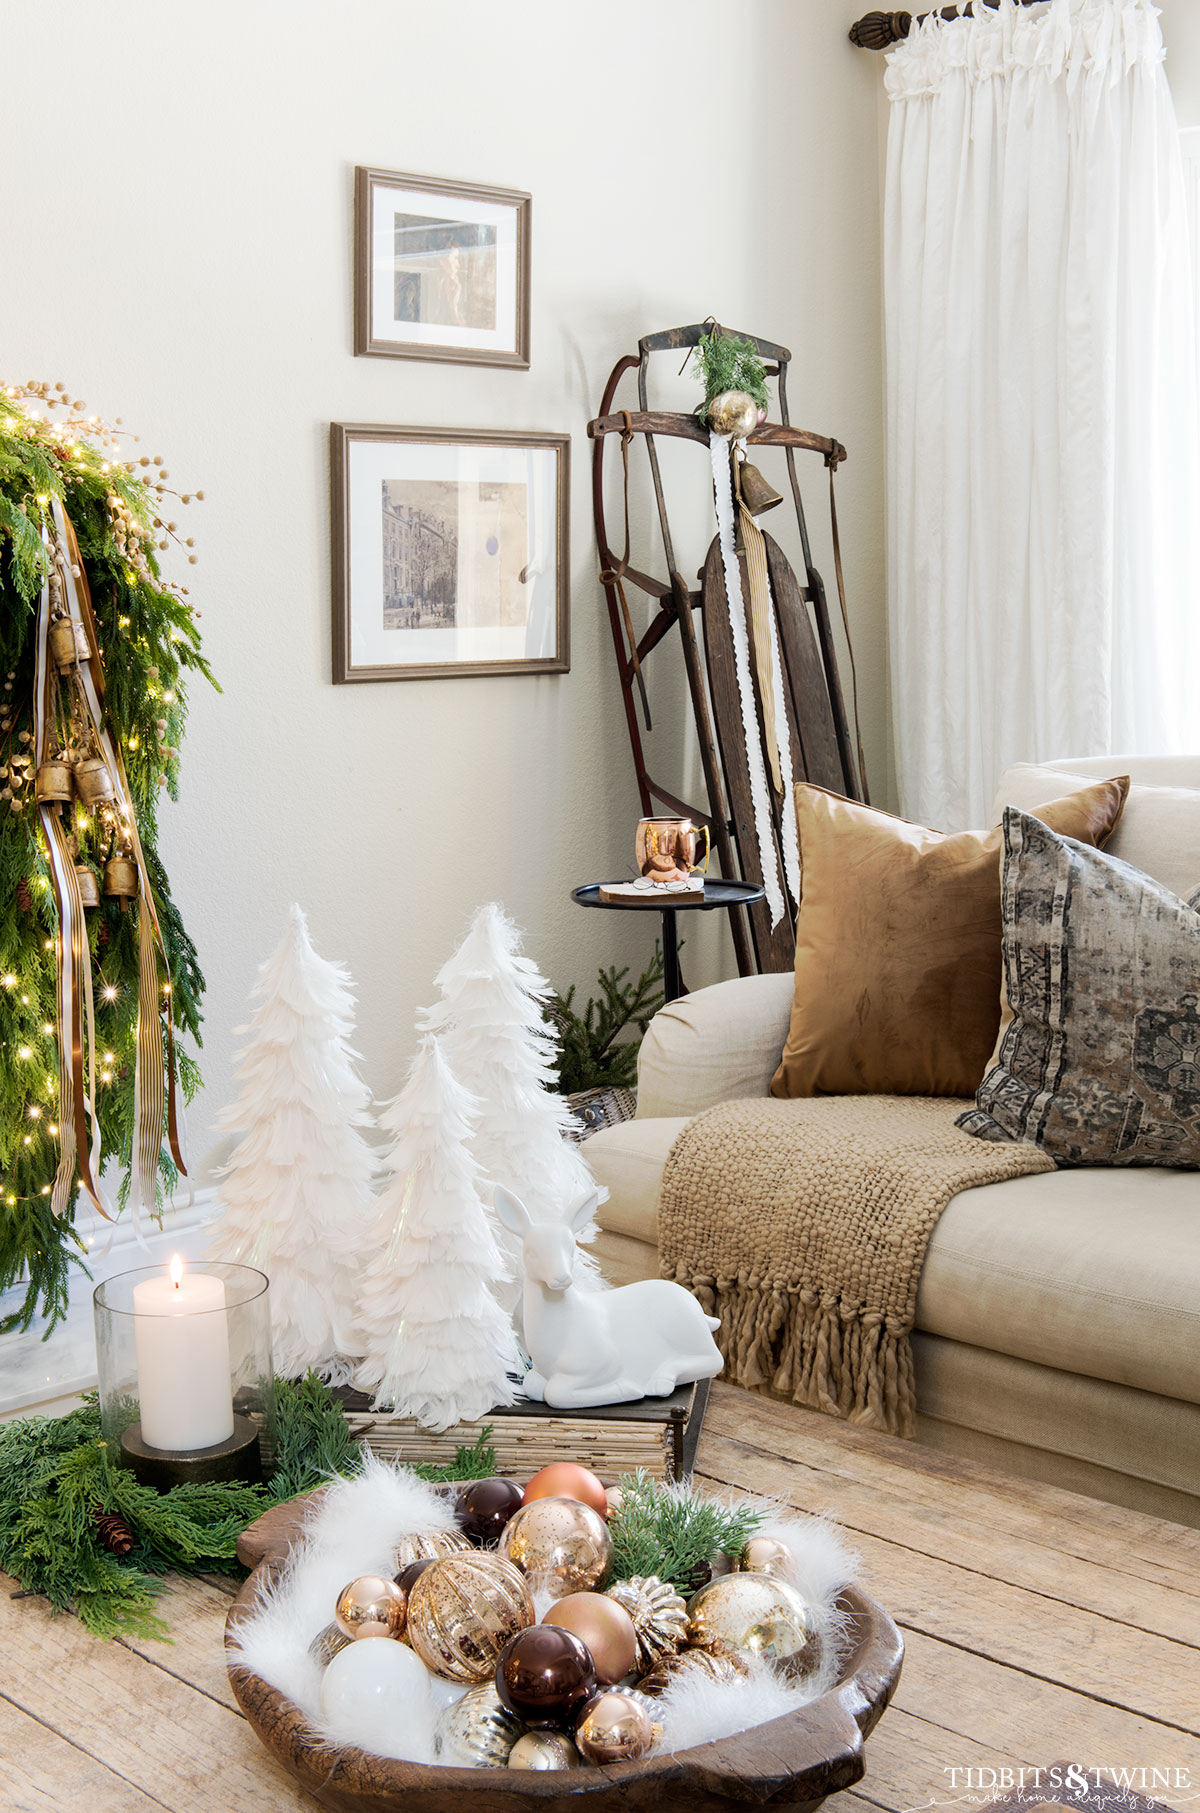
top-left (586, 756), bottom-right (1200, 1528)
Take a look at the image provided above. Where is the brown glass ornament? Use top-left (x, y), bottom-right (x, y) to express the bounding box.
top-left (456, 1477), bottom-right (525, 1545)
top-left (393, 1557), bottom-right (435, 1597)
top-left (575, 1688), bottom-right (657, 1766)
top-left (543, 1591), bottom-right (637, 1684)
top-left (406, 1552), bottom-right (534, 1683)
top-left (500, 1496), bottom-right (613, 1598)
top-left (495, 1624), bottom-right (596, 1727)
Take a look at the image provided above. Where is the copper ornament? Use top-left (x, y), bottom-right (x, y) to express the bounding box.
top-left (686, 1571), bottom-right (823, 1683)
top-left (575, 1688), bottom-right (657, 1766)
top-left (707, 389), bottom-right (760, 439)
top-left (500, 1496), bottom-right (613, 1599)
top-left (636, 1646), bottom-right (745, 1696)
top-left (434, 1681), bottom-right (524, 1768)
top-left (507, 1730), bottom-right (582, 1771)
top-left (393, 1526), bottom-right (471, 1570)
top-left (406, 1551), bottom-right (534, 1683)
top-left (495, 1622), bottom-right (596, 1727)
top-left (605, 1574), bottom-right (689, 1672)
top-left (521, 1462), bottom-right (609, 1518)
top-left (334, 1574), bottom-right (406, 1641)
top-left (737, 1535), bottom-right (798, 1584)
top-left (74, 863), bottom-right (101, 909)
top-left (48, 616), bottom-right (91, 671)
top-left (308, 1621), bottom-right (352, 1666)
top-left (543, 1591), bottom-right (637, 1685)
top-left (74, 756), bottom-right (114, 806)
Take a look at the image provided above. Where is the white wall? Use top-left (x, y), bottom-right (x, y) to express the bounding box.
top-left (1161, 0), bottom-right (1200, 127)
top-left (0, 0), bottom-right (886, 1169)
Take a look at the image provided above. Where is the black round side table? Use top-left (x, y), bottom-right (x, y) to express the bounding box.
top-left (570, 878), bottom-right (766, 1002)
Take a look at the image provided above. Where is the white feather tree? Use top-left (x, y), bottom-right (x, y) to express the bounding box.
top-left (420, 902), bottom-right (605, 1310)
top-left (354, 1034), bottom-right (519, 1429)
top-left (207, 904), bottom-right (375, 1382)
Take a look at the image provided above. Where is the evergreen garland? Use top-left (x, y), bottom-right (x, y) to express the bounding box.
top-left (690, 329), bottom-right (770, 419)
top-left (0, 1374), bottom-right (498, 1640)
top-left (608, 1470), bottom-right (765, 1593)
top-left (0, 382), bottom-right (216, 1332)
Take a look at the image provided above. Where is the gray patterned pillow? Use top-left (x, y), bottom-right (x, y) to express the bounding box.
top-left (956, 808), bottom-right (1200, 1167)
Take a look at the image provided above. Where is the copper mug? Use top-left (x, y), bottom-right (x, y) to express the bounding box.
top-left (635, 817), bottom-right (711, 884)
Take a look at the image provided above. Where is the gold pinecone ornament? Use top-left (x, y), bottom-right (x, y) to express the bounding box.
top-left (604, 1574), bottom-right (689, 1672)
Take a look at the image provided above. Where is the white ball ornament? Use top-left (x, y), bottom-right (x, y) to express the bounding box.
top-left (319, 1636), bottom-right (434, 1758)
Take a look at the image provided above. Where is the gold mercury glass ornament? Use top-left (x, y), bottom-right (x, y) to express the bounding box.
top-left (706, 388), bottom-right (760, 439)
top-left (737, 1535), bottom-right (798, 1584)
top-left (393, 1527), bottom-right (471, 1570)
top-left (500, 1496), bottom-right (613, 1600)
top-left (434, 1682), bottom-right (524, 1768)
top-left (686, 1571), bottom-right (823, 1684)
top-left (636, 1646), bottom-right (744, 1696)
top-left (405, 1552), bottom-right (534, 1683)
top-left (508, 1731), bottom-right (583, 1771)
top-left (605, 1574), bottom-right (689, 1672)
top-left (308, 1621), bottom-right (352, 1666)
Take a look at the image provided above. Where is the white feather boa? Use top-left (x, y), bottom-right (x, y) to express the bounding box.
top-left (228, 1462), bottom-right (859, 1769)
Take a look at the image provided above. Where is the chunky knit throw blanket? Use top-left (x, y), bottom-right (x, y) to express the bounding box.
top-left (658, 1095), bottom-right (1053, 1437)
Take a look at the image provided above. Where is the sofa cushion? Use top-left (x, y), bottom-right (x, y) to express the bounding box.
top-left (959, 810), bottom-right (1200, 1166)
top-left (993, 761), bottom-right (1200, 900)
top-left (636, 974), bottom-right (794, 1119)
top-left (770, 777), bottom-right (1128, 1101)
top-left (585, 1114), bottom-right (687, 1243)
top-left (915, 1164), bottom-right (1200, 1402)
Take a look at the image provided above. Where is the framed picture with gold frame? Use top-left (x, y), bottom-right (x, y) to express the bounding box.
top-left (331, 423), bottom-right (569, 683)
top-left (354, 166), bottom-right (531, 367)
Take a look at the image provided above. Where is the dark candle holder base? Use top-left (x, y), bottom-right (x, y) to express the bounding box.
top-left (120, 1412), bottom-right (263, 1491)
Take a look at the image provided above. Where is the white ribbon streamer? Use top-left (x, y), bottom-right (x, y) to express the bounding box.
top-left (709, 430), bottom-right (785, 928)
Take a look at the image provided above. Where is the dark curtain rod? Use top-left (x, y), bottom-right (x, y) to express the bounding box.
top-left (849, 0), bottom-right (1044, 50)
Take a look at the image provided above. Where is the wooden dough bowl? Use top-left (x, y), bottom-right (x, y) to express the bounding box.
top-left (228, 1491), bottom-right (904, 1813)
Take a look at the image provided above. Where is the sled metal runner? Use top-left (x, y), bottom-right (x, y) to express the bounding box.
top-left (588, 323), bottom-right (867, 978)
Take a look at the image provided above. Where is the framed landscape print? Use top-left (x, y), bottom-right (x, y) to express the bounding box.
top-left (331, 423), bottom-right (569, 682)
top-left (354, 167), bottom-right (531, 367)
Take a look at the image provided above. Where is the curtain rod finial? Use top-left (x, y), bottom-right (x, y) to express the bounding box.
top-left (849, 9), bottom-right (913, 48)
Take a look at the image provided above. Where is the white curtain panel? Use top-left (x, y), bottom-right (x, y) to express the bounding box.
top-left (885, 0), bottom-right (1199, 830)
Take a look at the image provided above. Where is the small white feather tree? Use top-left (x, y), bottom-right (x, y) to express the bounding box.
top-left (207, 904), bottom-right (375, 1382)
top-left (355, 1034), bottom-right (519, 1428)
top-left (421, 902), bottom-right (606, 1311)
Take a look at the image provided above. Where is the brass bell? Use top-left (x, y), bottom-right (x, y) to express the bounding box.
top-left (48, 616), bottom-right (92, 672)
top-left (104, 852), bottom-right (138, 903)
top-left (35, 760), bottom-right (75, 804)
top-left (74, 756), bottom-right (114, 807)
top-left (738, 461), bottom-right (783, 516)
top-left (74, 863), bottom-right (100, 909)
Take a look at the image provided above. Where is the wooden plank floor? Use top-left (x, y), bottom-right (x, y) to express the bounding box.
top-left (2, 1381), bottom-right (1197, 1811)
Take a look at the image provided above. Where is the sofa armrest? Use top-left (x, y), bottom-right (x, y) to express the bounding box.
top-left (636, 972), bottom-right (795, 1119)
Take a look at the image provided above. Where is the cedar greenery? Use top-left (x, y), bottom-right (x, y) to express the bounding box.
top-left (690, 329), bottom-right (770, 419)
top-left (0, 1373), bottom-right (498, 1641)
top-left (607, 1470), bottom-right (765, 1593)
top-left (0, 385), bottom-right (217, 1332)
top-left (547, 948), bottom-right (666, 1095)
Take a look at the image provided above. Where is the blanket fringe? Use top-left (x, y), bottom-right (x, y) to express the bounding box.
top-left (676, 1269), bottom-right (918, 1438)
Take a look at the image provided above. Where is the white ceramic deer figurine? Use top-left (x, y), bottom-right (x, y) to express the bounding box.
top-left (494, 1185), bottom-right (723, 1408)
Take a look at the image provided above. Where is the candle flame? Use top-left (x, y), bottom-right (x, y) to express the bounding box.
top-left (169, 1254), bottom-right (183, 1289)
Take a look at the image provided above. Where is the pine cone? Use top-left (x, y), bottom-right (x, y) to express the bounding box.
top-left (92, 1509), bottom-right (134, 1557)
top-left (15, 877), bottom-right (32, 913)
top-left (97, 920), bottom-right (110, 948)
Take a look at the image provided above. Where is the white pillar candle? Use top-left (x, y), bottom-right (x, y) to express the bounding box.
top-left (132, 1256), bottom-right (234, 1452)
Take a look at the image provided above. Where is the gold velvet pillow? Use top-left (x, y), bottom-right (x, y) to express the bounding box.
top-left (770, 777), bottom-right (1130, 1099)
